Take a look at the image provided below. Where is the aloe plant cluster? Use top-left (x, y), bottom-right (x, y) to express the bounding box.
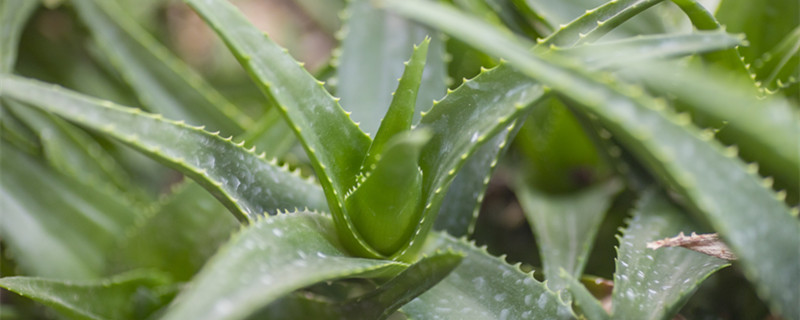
top-left (1, 0), bottom-right (798, 319)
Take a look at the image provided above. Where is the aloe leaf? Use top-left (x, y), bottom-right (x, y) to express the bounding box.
top-left (715, 0), bottom-right (799, 63)
top-left (238, 108), bottom-right (296, 160)
top-left (536, 0), bottom-right (666, 48)
top-left (383, 2), bottom-right (800, 317)
top-left (0, 0), bottom-right (38, 72)
top-left (364, 38), bottom-right (430, 170)
top-left (434, 124), bottom-right (518, 236)
top-left (401, 233), bottom-right (575, 319)
top-left (338, 252), bottom-right (464, 319)
top-left (71, 0), bottom-right (247, 134)
top-left (0, 75), bottom-right (327, 222)
top-left (551, 31), bottom-right (745, 69)
top-left (621, 62), bottom-right (800, 194)
top-left (612, 190), bottom-right (729, 319)
top-left (112, 182), bottom-right (238, 282)
top-left (185, 0), bottom-right (380, 256)
top-left (161, 211), bottom-right (406, 320)
top-left (293, 0), bottom-right (343, 34)
top-left (0, 270), bottom-right (173, 320)
top-left (346, 130), bottom-right (431, 256)
top-left (0, 144), bottom-right (139, 279)
top-left (515, 179), bottom-right (623, 291)
top-left (336, 0), bottom-right (446, 136)
top-left (4, 101), bottom-right (138, 196)
top-left (752, 26), bottom-right (800, 93)
top-left (559, 270), bottom-right (610, 320)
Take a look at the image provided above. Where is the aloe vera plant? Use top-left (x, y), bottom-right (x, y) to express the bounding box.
top-left (1, 0), bottom-right (798, 319)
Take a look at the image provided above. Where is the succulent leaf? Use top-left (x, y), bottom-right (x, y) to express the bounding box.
top-left (383, 2), bottom-right (800, 317)
top-left (0, 270), bottom-right (173, 320)
top-left (364, 37), bottom-right (430, 171)
top-left (612, 190), bottom-right (729, 319)
top-left (0, 0), bottom-right (38, 72)
top-left (0, 75), bottom-right (327, 222)
top-left (71, 0), bottom-right (248, 134)
top-left (346, 129), bottom-right (431, 256)
top-left (160, 211), bottom-right (406, 320)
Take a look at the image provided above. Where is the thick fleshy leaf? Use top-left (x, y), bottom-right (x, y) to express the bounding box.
top-left (535, 0), bottom-right (666, 47)
top-left (515, 179), bottom-right (622, 290)
top-left (752, 26), bottom-right (800, 93)
top-left (434, 124), bottom-right (517, 236)
top-left (0, 75), bottom-right (327, 222)
top-left (0, 270), bottom-right (173, 320)
top-left (71, 0), bottom-right (247, 134)
top-left (716, 0), bottom-right (799, 63)
top-left (338, 252), bottom-right (464, 319)
top-left (383, 2), bottom-right (800, 317)
top-left (621, 62), bottom-right (800, 195)
top-left (559, 270), bottom-right (610, 320)
top-left (0, 0), bottom-right (39, 72)
top-left (112, 182), bottom-right (238, 282)
top-left (5, 101), bottom-right (138, 195)
top-left (364, 37), bottom-right (430, 170)
top-left (184, 0), bottom-right (377, 257)
top-left (401, 233), bottom-right (575, 319)
top-left (161, 211), bottom-right (406, 320)
top-left (612, 190), bottom-right (729, 319)
top-left (0, 144), bottom-right (139, 279)
top-left (336, 0), bottom-right (446, 136)
top-left (551, 31), bottom-right (745, 69)
top-left (346, 130), bottom-right (430, 256)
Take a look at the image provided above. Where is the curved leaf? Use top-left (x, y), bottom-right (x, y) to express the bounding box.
top-left (515, 179), bottom-right (622, 290)
top-left (401, 233), bottom-right (575, 319)
top-left (383, 2), bottom-right (800, 317)
top-left (161, 211), bottom-right (406, 320)
top-left (364, 37), bottom-right (430, 170)
top-left (71, 0), bottom-right (247, 134)
top-left (336, 0), bottom-right (446, 135)
top-left (0, 270), bottom-right (173, 320)
top-left (112, 182), bottom-right (238, 282)
top-left (185, 0), bottom-right (377, 257)
top-left (0, 144), bottom-right (139, 279)
top-left (621, 62), bottom-right (800, 194)
top-left (0, 0), bottom-right (39, 72)
top-left (752, 26), bottom-right (800, 93)
top-left (612, 190), bottom-right (729, 319)
top-left (0, 75), bottom-right (327, 222)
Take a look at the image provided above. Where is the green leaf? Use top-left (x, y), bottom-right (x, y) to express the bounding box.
top-left (559, 270), bottom-right (610, 320)
top-left (716, 0), bottom-right (799, 63)
top-left (0, 270), bottom-right (173, 320)
top-left (752, 26), bottom-right (800, 93)
top-left (338, 252), bottom-right (464, 319)
top-left (346, 130), bottom-right (431, 256)
top-left (0, 0), bottom-right (39, 72)
top-left (401, 233), bottom-right (575, 319)
top-left (536, 0), bottom-right (666, 48)
top-left (550, 31), bottom-right (745, 69)
top-left (0, 74), bottom-right (327, 222)
top-left (184, 0), bottom-right (377, 257)
top-left (112, 182), bottom-right (238, 282)
top-left (383, 2), bottom-right (800, 317)
top-left (364, 37), bottom-right (430, 170)
top-left (620, 62), bottom-right (800, 195)
top-left (4, 101), bottom-right (138, 196)
top-left (71, 0), bottom-right (247, 134)
top-left (612, 190), bottom-right (729, 319)
top-left (161, 211), bottom-right (406, 320)
top-left (434, 124), bottom-right (518, 236)
top-left (515, 179), bottom-right (622, 290)
top-left (0, 143), bottom-right (139, 279)
top-left (336, 0), bottom-right (446, 136)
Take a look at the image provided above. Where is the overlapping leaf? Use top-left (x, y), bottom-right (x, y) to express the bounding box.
top-left (0, 75), bottom-right (327, 222)
top-left (160, 211), bottom-right (407, 320)
top-left (383, 2), bottom-right (800, 317)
